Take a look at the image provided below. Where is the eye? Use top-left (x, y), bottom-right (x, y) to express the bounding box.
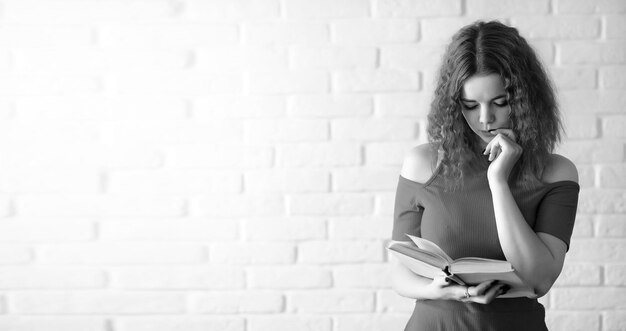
top-left (462, 103), bottom-right (478, 110)
top-left (494, 100), bottom-right (508, 107)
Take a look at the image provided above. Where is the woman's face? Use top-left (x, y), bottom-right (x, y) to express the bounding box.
top-left (460, 73), bottom-right (511, 148)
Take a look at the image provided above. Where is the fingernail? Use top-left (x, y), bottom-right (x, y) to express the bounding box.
top-left (444, 277), bottom-right (451, 283)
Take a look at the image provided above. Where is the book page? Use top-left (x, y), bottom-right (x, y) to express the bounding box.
top-left (406, 234), bottom-right (453, 264)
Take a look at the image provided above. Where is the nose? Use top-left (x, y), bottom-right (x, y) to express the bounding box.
top-left (479, 105), bottom-right (495, 125)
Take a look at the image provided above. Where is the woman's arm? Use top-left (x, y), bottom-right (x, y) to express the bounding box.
top-left (485, 130), bottom-right (579, 297)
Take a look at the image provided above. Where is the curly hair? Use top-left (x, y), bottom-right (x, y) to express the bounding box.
top-left (427, 20), bottom-right (562, 190)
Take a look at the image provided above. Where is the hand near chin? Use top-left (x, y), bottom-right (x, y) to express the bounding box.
top-left (483, 128), bottom-right (522, 183)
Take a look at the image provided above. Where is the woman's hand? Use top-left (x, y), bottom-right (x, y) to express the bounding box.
top-left (426, 276), bottom-right (509, 304)
top-left (483, 129), bottom-right (522, 184)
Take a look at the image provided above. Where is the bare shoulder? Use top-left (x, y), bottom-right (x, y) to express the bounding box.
top-left (400, 143), bottom-right (439, 184)
top-left (541, 154), bottom-right (579, 184)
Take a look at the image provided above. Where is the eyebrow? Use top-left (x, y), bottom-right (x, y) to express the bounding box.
top-left (461, 94), bottom-right (507, 102)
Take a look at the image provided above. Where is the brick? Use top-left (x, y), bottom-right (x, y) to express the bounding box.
top-left (99, 219), bottom-right (238, 241)
top-left (111, 266), bottom-right (244, 289)
top-left (553, 263), bottom-right (601, 286)
top-left (288, 193), bottom-right (374, 216)
top-left (332, 167), bottom-right (400, 191)
top-left (334, 264), bottom-right (392, 288)
top-left (336, 315), bottom-right (412, 331)
top-left (605, 264), bottom-right (626, 286)
top-left (571, 215), bottom-right (594, 237)
top-left (379, 191), bottom-right (407, 216)
top-left (16, 96), bottom-right (187, 120)
top-left (191, 195), bottom-right (285, 218)
top-left (0, 99), bottom-right (15, 119)
top-left (374, 0), bottom-right (462, 17)
top-left (40, 244), bottom-right (206, 265)
top-left (99, 24), bottom-right (238, 47)
top-left (552, 287), bottom-right (626, 309)
top-left (602, 116), bottom-right (626, 138)
top-left (248, 71), bottom-right (329, 94)
top-left (182, 0), bottom-right (280, 20)
top-left (244, 21), bottom-right (329, 45)
top-left (288, 290), bottom-right (374, 313)
top-left (377, 290), bottom-right (416, 312)
top-left (598, 164), bottom-right (626, 188)
top-left (299, 241), bottom-right (383, 263)
top-left (0, 75), bottom-right (100, 96)
top-left (194, 46), bottom-right (288, 72)
top-left (285, 0), bottom-right (370, 18)
top-left (560, 42), bottom-right (626, 64)
top-left (578, 189), bottom-right (626, 213)
top-left (375, 92), bottom-right (431, 117)
top-left (0, 26), bottom-right (93, 46)
top-left (1, 0), bottom-right (176, 23)
top-left (563, 115), bottom-right (598, 139)
top-left (247, 266), bottom-right (332, 289)
top-left (288, 94), bottom-right (372, 118)
top-left (380, 44), bottom-right (446, 70)
top-left (567, 239), bottom-right (626, 262)
top-left (0, 198), bottom-right (13, 218)
top-left (544, 312), bottom-right (600, 331)
top-left (0, 121), bottom-right (98, 144)
top-left (421, 17), bottom-right (480, 42)
top-left (292, 46), bottom-right (377, 69)
top-left (112, 73), bottom-right (243, 95)
top-left (14, 48), bottom-right (190, 73)
top-left (0, 317), bottom-right (107, 331)
top-left (606, 15), bottom-right (626, 39)
top-left (0, 168), bottom-right (100, 194)
top-left (244, 169), bottom-right (329, 193)
top-left (210, 243), bottom-right (295, 264)
top-left (560, 90), bottom-right (626, 113)
top-left (16, 195), bottom-right (185, 217)
top-left (551, 67), bottom-right (597, 90)
top-left (467, 0), bottom-right (549, 15)
top-left (596, 215), bottom-right (626, 237)
top-left (604, 312), bottom-right (626, 331)
top-left (164, 144), bottom-right (273, 169)
top-left (332, 19), bottom-right (419, 44)
top-left (115, 317), bottom-right (245, 331)
top-left (0, 220), bottom-right (94, 242)
top-left (189, 291), bottom-right (284, 314)
top-left (193, 95), bottom-right (286, 119)
top-left (329, 217), bottom-right (392, 240)
top-left (244, 119), bottom-right (328, 142)
top-left (556, 0), bottom-right (626, 14)
top-left (277, 142), bottom-right (362, 167)
top-left (108, 170), bottom-right (241, 194)
top-left (512, 17), bottom-right (601, 40)
top-left (332, 119), bottom-right (418, 141)
top-left (248, 316), bottom-right (331, 331)
top-left (11, 291), bottom-right (186, 314)
top-left (244, 218), bottom-right (326, 241)
top-left (533, 41), bottom-right (555, 64)
top-left (556, 141), bottom-right (624, 164)
top-left (0, 267), bottom-right (105, 289)
top-left (333, 70), bottom-right (420, 92)
top-left (601, 66), bottom-right (626, 89)
top-left (365, 142), bottom-right (416, 166)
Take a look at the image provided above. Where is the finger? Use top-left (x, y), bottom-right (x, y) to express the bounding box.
top-left (432, 275), bottom-right (452, 288)
top-left (470, 280), bottom-right (498, 296)
top-left (482, 283), bottom-right (507, 303)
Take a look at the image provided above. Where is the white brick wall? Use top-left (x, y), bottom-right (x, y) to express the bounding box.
top-left (0, 0), bottom-right (623, 330)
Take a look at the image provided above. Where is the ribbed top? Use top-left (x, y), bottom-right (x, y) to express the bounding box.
top-left (392, 162), bottom-right (580, 260)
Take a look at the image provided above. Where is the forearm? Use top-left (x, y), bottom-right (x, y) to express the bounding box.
top-left (391, 260), bottom-right (436, 299)
top-left (489, 181), bottom-right (559, 295)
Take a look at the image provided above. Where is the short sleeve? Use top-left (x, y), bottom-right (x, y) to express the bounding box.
top-left (391, 176), bottom-right (424, 241)
top-left (534, 181), bottom-right (580, 250)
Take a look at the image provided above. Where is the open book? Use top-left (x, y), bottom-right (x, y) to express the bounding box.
top-left (388, 234), bottom-right (535, 298)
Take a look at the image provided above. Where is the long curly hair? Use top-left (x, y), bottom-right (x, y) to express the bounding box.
top-left (427, 20), bottom-right (562, 190)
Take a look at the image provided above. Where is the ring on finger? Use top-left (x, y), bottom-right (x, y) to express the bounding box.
top-left (464, 286), bottom-right (471, 299)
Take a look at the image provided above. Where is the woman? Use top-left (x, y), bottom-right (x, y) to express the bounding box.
top-left (391, 21), bottom-right (580, 330)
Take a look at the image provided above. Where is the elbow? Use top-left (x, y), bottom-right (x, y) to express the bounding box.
top-left (532, 275), bottom-right (558, 298)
